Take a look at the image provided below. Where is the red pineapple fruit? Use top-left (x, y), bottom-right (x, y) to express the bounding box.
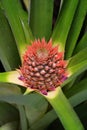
top-left (19, 38), bottom-right (68, 95)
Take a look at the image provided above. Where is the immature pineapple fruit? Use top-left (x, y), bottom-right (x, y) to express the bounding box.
top-left (19, 39), bottom-right (67, 95)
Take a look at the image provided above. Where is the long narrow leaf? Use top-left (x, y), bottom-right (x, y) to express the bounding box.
top-left (75, 103), bottom-right (87, 125)
top-left (62, 48), bottom-right (87, 86)
top-left (52, 0), bottom-right (79, 51)
top-left (25, 96), bottom-right (48, 127)
top-left (1, 0), bottom-right (33, 56)
top-left (65, 79), bottom-right (87, 107)
top-left (0, 83), bottom-right (21, 95)
top-left (0, 9), bottom-right (21, 71)
top-left (0, 102), bottom-right (19, 124)
top-left (0, 93), bottom-right (46, 106)
top-left (74, 32), bottom-right (87, 54)
top-left (17, 0), bottom-right (34, 44)
top-left (65, 0), bottom-right (87, 58)
top-left (1, 0), bottom-right (26, 55)
top-left (29, 110), bottom-right (56, 130)
top-left (67, 47), bottom-right (87, 68)
top-left (17, 105), bottom-right (28, 130)
top-left (29, 0), bottom-right (54, 40)
top-left (0, 71), bottom-right (24, 87)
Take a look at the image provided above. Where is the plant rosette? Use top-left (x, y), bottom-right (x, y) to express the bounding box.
top-left (0, 0), bottom-right (87, 129)
top-left (0, 38), bottom-right (84, 130)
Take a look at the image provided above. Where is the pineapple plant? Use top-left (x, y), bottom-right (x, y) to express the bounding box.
top-left (0, 0), bottom-right (87, 130)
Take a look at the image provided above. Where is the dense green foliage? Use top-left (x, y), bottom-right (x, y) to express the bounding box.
top-left (0, 0), bottom-right (87, 130)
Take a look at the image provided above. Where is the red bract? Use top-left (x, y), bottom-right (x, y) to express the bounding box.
top-left (19, 38), bottom-right (68, 95)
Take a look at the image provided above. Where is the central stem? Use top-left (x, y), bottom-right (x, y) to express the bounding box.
top-left (45, 87), bottom-right (84, 130)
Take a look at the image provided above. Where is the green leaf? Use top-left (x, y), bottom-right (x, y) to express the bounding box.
top-left (17, 0), bottom-right (34, 44)
top-left (29, 0), bottom-right (54, 40)
top-left (75, 103), bottom-right (87, 123)
top-left (20, 18), bottom-right (34, 45)
top-left (65, 0), bottom-right (87, 58)
top-left (29, 110), bottom-right (56, 130)
top-left (1, 0), bottom-right (26, 55)
top-left (63, 60), bottom-right (87, 87)
top-left (67, 47), bottom-right (87, 67)
top-left (67, 47), bottom-right (87, 72)
top-left (0, 9), bottom-right (21, 71)
top-left (0, 93), bottom-right (46, 106)
top-left (25, 93), bottom-right (48, 126)
top-left (0, 93), bottom-right (48, 129)
top-left (52, 0), bottom-right (79, 51)
top-left (0, 87), bottom-right (87, 130)
top-left (1, 0), bottom-right (33, 56)
top-left (0, 121), bottom-right (18, 130)
top-left (65, 79), bottom-right (87, 107)
top-left (74, 32), bottom-right (87, 54)
top-left (0, 102), bottom-right (19, 124)
top-left (0, 71), bottom-right (25, 87)
top-left (17, 105), bottom-right (28, 130)
top-left (62, 48), bottom-right (87, 86)
top-left (0, 83), bottom-right (21, 95)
